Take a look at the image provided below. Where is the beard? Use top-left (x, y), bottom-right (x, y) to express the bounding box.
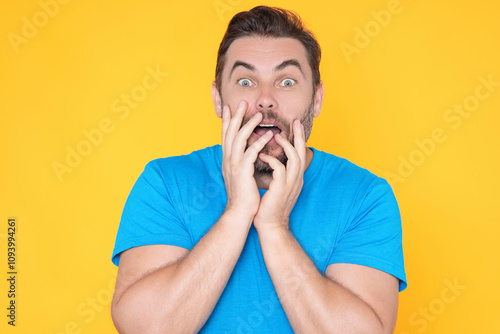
top-left (223, 94), bottom-right (315, 176)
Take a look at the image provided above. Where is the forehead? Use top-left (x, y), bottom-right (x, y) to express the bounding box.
top-left (224, 36), bottom-right (310, 75)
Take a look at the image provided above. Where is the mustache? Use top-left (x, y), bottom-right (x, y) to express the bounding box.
top-left (241, 110), bottom-right (291, 137)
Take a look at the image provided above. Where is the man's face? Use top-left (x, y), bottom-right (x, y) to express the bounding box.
top-left (214, 36), bottom-right (322, 174)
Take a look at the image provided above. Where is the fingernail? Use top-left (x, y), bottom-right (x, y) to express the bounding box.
top-left (267, 130), bottom-right (273, 136)
top-left (253, 112), bottom-right (261, 119)
top-left (275, 133), bottom-right (282, 139)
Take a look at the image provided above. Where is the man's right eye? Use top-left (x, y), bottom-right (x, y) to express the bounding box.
top-left (237, 78), bottom-right (253, 87)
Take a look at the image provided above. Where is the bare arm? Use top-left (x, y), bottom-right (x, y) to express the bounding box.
top-left (111, 211), bottom-right (251, 333)
top-left (112, 101), bottom-right (273, 333)
top-left (257, 226), bottom-right (399, 333)
top-left (255, 119), bottom-right (399, 333)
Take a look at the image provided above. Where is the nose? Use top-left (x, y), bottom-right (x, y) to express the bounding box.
top-left (256, 84), bottom-right (277, 111)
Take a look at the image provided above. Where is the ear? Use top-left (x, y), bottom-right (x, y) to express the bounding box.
top-left (313, 80), bottom-right (324, 117)
top-left (211, 81), bottom-right (223, 118)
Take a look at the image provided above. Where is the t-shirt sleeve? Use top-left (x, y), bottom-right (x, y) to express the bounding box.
top-left (111, 160), bottom-right (193, 266)
top-left (328, 179), bottom-right (407, 291)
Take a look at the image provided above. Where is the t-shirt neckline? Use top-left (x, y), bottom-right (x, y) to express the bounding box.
top-left (213, 144), bottom-right (323, 192)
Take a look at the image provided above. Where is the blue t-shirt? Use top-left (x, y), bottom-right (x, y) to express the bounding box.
top-left (112, 145), bottom-right (406, 333)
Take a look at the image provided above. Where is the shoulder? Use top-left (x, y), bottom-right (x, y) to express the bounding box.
top-left (145, 145), bottom-right (222, 179)
top-left (129, 145), bottom-right (222, 199)
top-left (308, 147), bottom-right (390, 193)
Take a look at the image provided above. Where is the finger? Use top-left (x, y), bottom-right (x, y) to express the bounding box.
top-left (225, 100), bottom-right (248, 156)
top-left (293, 120), bottom-right (307, 172)
top-left (258, 153), bottom-right (286, 183)
top-left (274, 132), bottom-right (301, 178)
top-left (241, 130), bottom-right (274, 165)
top-left (232, 112), bottom-right (262, 158)
top-left (221, 105), bottom-right (231, 150)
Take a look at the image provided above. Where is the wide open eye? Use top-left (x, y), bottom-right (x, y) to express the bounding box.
top-left (280, 78), bottom-right (296, 87)
top-left (237, 78), bottom-right (253, 87)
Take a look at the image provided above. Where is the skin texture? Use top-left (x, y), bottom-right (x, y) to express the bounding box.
top-left (213, 37), bottom-right (322, 188)
top-left (111, 36), bottom-right (399, 334)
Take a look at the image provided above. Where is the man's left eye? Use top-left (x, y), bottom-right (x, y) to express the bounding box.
top-left (280, 79), bottom-right (296, 87)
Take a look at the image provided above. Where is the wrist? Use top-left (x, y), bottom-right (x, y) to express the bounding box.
top-left (221, 209), bottom-right (254, 229)
top-left (254, 216), bottom-right (290, 235)
top-left (255, 221), bottom-right (292, 254)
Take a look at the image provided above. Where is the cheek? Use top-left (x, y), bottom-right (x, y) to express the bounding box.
top-left (222, 89), bottom-right (259, 113)
top-left (279, 93), bottom-right (309, 117)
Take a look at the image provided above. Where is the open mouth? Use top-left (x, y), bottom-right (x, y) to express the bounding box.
top-left (253, 123), bottom-right (282, 137)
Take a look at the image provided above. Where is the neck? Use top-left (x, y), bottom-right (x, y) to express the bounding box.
top-left (255, 147), bottom-right (314, 190)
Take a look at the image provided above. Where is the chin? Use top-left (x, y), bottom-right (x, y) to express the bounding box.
top-left (254, 147), bottom-right (288, 175)
top-left (254, 159), bottom-right (274, 176)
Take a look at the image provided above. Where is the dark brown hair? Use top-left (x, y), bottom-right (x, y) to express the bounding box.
top-left (215, 6), bottom-right (321, 91)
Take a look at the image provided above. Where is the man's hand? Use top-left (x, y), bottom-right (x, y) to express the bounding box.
top-left (254, 119), bottom-right (307, 231)
top-left (221, 100), bottom-right (274, 221)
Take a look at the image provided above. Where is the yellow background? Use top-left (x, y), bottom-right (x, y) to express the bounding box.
top-left (1, 0), bottom-right (499, 333)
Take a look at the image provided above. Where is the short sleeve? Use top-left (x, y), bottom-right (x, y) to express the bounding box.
top-left (111, 161), bottom-right (193, 266)
top-left (328, 179), bottom-right (407, 291)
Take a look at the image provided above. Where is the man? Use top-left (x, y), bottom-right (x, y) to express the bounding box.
top-left (111, 6), bottom-right (406, 333)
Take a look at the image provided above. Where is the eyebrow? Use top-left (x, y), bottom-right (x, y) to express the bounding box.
top-left (229, 61), bottom-right (256, 77)
top-left (274, 59), bottom-right (304, 76)
top-left (229, 59), bottom-right (305, 77)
